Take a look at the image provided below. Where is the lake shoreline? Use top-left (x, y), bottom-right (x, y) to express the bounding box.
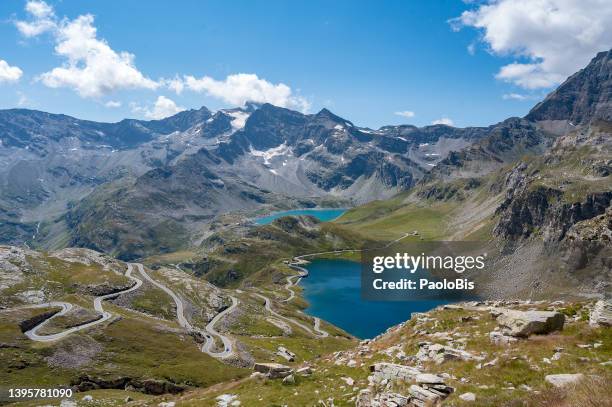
top-left (300, 258), bottom-right (450, 339)
top-left (253, 207), bottom-right (349, 225)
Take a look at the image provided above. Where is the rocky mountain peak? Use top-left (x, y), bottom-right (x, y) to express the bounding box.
top-left (526, 48), bottom-right (612, 125)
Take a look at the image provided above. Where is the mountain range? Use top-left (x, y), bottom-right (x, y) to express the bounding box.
top-left (0, 50), bottom-right (610, 271)
top-left (0, 47), bottom-right (610, 407)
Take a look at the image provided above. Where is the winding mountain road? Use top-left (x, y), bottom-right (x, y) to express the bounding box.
top-left (202, 296), bottom-right (238, 358)
top-left (23, 263), bottom-right (143, 342)
top-left (17, 262), bottom-right (239, 360)
top-left (253, 292), bottom-right (329, 338)
top-left (134, 263), bottom-right (238, 358)
top-left (134, 263), bottom-right (192, 330)
top-left (17, 235), bottom-right (414, 350)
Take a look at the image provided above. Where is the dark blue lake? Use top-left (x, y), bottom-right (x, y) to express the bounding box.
top-left (254, 208), bottom-right (347, 225)
top-left (300, 258), bottom-right (448, 339)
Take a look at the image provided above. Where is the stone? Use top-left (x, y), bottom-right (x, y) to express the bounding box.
top-left (356, 389), bottom-right (410, 407)
top-left (589, 300), bottom-right (612, 327)
top-left (296, 366), bottom-right (313, 376)
top-left (16, 289), bottom-right (45, 304)
top-left (368, 362), bottom-right (421, 384)
top-left (496, 310), bottom-right (565, 337)
top-left (216, 394), bottom-right (240, 407)
top-left (341, 376), bottom-right (354, 386)
top-left (82, 395), bottom-right (93, 402)
top-left (489, 330), bottom-right (518, 345)
top-left (282, 374), bottom-right (296, 385)
top-left (459, 392), bottom-right (476, 402)
top-left (415, 373), bottom-right (444, 384)
top-left (545, 373), bottom-right (584, 388)
top-left (416, 342), bottom-right (484, 364)
top-left (253, 362), bottom-right (293, 379)
top-left (158, 403), bottom-right (175, 407)
top-left (275, 346), bottom-right (296, 362)
top-left (483, 358), bottom-right (498, 368)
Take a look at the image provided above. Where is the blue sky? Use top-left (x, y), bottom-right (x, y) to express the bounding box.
top-left (0, 0), bottom-right (610, 128)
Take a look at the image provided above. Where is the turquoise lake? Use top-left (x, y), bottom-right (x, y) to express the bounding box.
top-left (300, 259), bottom-right (448, 339)
top-left (254, 208), bottom-right (347, 225)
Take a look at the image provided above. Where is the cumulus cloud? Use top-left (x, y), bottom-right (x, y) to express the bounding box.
top-left (15, 0), bottom-right (56, 37)
top-left (16, 1), bottom-right (158, 98)
top-left (132, 96), bottom-right (185, 120)
top-left (452, 0), bottom-right (612, 89)
top-left (394, 110), bottom-right (415, 119)
top-left (0, 59), bottom-right (23, 83)
top-left (15, 1), bottom-right (311, 111)
top-left (179, 73), bottom-right (310, 112)
top-left (432, 117), bottom-right (454, 126)
top-left (162, 76), bottom-right (185, 95)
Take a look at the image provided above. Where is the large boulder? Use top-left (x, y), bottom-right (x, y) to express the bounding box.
top-left (368, 362), bottom-right (421, 383)
top-left (416, 342), bottom-right (484, 364)
top-left (253, 362), bottom-right (293, 379)
top-left (545, 373), bottom-right (584, 388)
top-left (589, 300), bottom-right (612, 327)
top-left (409, 383), bottom-right (454, 406)
top-left (496, 310), bottom-right (565, 337)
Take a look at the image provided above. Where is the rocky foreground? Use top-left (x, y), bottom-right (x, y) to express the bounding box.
top-left (169, 299), bottom-right (610, 406)
top-left (5, 298), bottom-right (610, 406)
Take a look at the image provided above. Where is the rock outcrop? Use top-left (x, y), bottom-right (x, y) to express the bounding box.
top-left (544, 373), bottom-right (585, 388)
top-left (368, 363), bottom-right (421, 383)
top-left (416, 342), bottom-right (484, 364)
top-left (590, 300), bottom-right (612, 327)
top-left (495, 309), bottom-right (565, 337)
top-left (253, 362), bottom-right (293, 379)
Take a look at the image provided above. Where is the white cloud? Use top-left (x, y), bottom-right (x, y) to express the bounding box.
top-left (162, 76), bottom-right (185, 94)
top-left (132, 96), bottom-right (185, 120)
top-left (432, 117), bottom-right (454, 126)
top-left (16, 2), bottom-right (158, 98)
top-left (502, 92), bottom-right (530, 101)
top-left (180, 73), bottom-right (310, 112)
top-left (394, 110), bottom-right (415, 119)
top-left (15, 1), bottom-right (311, 111)
top-left (15, 0), bottom-right (56, 37)
top-left (104, 100), bottom-right (121, 108)
top-left (452, 0), bottom-right (612, 89)
top-left (0, 59), bottom-right (23, 83)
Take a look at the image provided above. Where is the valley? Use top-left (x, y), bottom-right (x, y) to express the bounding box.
top-left (0, 49), bottom-right (610, 406)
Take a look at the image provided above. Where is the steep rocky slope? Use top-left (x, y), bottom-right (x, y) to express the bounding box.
top-left (526, 50), bottom-right (612, 124)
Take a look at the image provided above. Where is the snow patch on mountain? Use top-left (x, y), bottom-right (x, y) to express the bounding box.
top-left (227, 111), bottom-right (250, 130)
top-left (249, 143), bottom-right (291, 165)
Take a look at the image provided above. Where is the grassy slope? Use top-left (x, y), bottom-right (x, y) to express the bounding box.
top-left (181, 302), bottom-right (611, 407)
top-left (0, 252), bottom-right (248, 392)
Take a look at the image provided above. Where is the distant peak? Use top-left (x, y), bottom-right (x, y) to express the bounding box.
top-left (315, 108), bottom-right (351, 125)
